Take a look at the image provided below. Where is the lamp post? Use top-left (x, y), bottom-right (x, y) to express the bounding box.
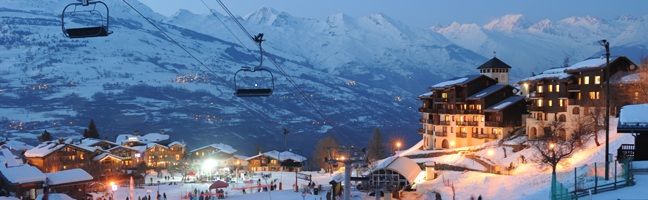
top-left (110, 181), bottom-right (118, 199)
top-left (548, 142), bottom-right (557, 200)
top-left (394, 141), bottom-right (402, 153)
top-left (599, 39), bottom-right (611, 181)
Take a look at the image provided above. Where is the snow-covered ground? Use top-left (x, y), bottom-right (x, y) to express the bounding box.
top-left (107, 171), bottom-right (364, 200)
top-left (411, 118), bottom-right (648, 200)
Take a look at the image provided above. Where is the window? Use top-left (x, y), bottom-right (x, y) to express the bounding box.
top-left (559, 99), bottom-right (564, 107)
top-left (175, 154), bottom-right (180, 161)
top-left (589, 91), bottom-right (600, 100)
top-left (537, 99), bottom-right (543, 107)
top-left (584, 76), bottom-right (590, 84)
top-left (537, 85), bottom-right (543, 93)
top-left (595, 76), bottom-right (601, 84)
top-left (578, 78), bottom-right (582, 85)
top-left (577, 92), bottom-right (582, 100)
top-left (477, 105), bottom-right (482, 110)
top-left (549, 85), bottom-right (553, 92)
top-left (556, 85), bottom-right (560, 92)
top-left (548, 100), bottom-right (553, 107)
top-left (442, 92), bottom-right (448, 98)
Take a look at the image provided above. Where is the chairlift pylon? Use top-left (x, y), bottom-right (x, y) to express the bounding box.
top-left (234, 33), bottom-right (275, 97)
top-left (61, 0), bottom-right (111, 38)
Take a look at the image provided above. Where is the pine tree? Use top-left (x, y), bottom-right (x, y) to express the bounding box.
top-left (39, 130), bottom-right (53, 142)
top-left (83, 119), bottom-right (100, 139)
top-left (367, 128), bottom-right (386, 162)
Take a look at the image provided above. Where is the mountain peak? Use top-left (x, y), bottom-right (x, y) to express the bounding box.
top-left (483, 14), bottom-right (525, 32)
top-left (559, 16), bottom-right (602, 27)
top-left (245, 7), bottom-right (289, 25)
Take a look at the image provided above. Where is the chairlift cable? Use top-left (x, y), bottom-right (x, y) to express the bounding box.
top-left (121, 0), bottom-right (221, 81)
top-left (210, 0), bottom-right (340, 132)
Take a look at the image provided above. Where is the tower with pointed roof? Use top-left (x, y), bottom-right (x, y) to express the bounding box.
top-left (478, 56), bottom-right (511, 84)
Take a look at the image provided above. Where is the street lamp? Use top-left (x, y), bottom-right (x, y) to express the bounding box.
top-left (110, 182), bottom-right (117, 199)
top-left (487, 149), bottom-right (495, 157)
top-left (394, 141), bottom-right (402, 152)
top-left (598, 39), bottom-right (611, 181)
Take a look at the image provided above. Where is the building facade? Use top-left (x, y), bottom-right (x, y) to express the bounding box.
top-left (519, 56), bottom-right (638, 140)
top-left (418, 57), bottom-right (526, 150)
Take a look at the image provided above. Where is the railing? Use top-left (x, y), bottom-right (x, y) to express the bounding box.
top-left (457, 121), bottom-right (478, 126)
top-left (417, 128), bottom-right (425, 134)
top-left (436, 121), bottom-right (451, 125)
top-left (457, 132), bottom-right (467, 138)
top-left (484, 121), bottom-right (501, 127)
top-left (436, 132), bottom-right (447, 137)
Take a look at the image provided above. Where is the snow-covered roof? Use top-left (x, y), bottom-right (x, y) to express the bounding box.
top-left (191, 143), bottom-right (237, 154)
top-left (614, 73), bottom-right (639, 84)
top-left (431, 75), bottom-right (481, 89)
top-left (79, 138), bottom-right (117, 148)
top-left (168, 141), bottom-right (186, 147)
top-left (418, 91), bottom-right (433, 98)
top-left (370, 156), bottom-right (421, 184)
top-left (93, 153), bottom-right (127, 161)
top-left (520, 67), bottom-right (571, 82)
top-left (467, 84), bottom-right (507, 99)
top-left (619, 104), bottom-right (648, 130)
top-left (485, 96), bottom-right (525, 112)
top-left (36, 193), bottom-right (75, 200)
top-left (233, 154), bottom-right (249, 160)
top-left (1, 148), bottom-right (23, 167)
top-left (1, 140), bottom-right (34, 151)
top-left (564, 57), bottom-right (607, 72)
top-left (247, 150), bottom-right (307, 162)
top-left (0, 164), bottom-right (46, 184)
top-left (46, 168), bottom-right (93, 185)
top-left (116, 133), bottom-right (170, 145)
top-left (24, 142), bottom-right (66, 157)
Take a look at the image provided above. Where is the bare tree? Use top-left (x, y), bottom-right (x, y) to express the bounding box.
top-left (310, 136), bottom-right (339, 172)
top-left (583, 105), bottom-right (603, 147)
top-left (530, 121), bottom-right (579, 198)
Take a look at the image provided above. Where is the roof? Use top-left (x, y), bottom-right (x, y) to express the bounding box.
top-left (477, 57), bottom-right (512, 69)
top-left (24, 142), bottom-right (66, 158)
top-left (564, 57), bottom-right (607, 72)
top-left (191, 143), bottom-right (237, 154)
top-left (1, 140), bottom-right (34, 151)
top-left (520, 67), bottom-right (572, 82)
top-left (418, 91), bottom-right (433, 99)
top-left (168, 141), bottom-right (186, 147)
top-left (370, 156), bottom-right (421, 184)
top-left (467, 84), bottom-right (507, 100)
top-left (247, 150), bottom-right (307, 162)
top-left (618, 104), bottom-right (648, 132)
top-left (36, 193), bottom-right (75, 200)
top-left (0, 164), bottom-right (46, 184)
top-left (431, 75), bottom-right (482, 89)
top-left (1, 148), bottom-right (23, 167)
top-left (93, 153), bottom-right (127, 161)
top-left (116, 133), bottom-right (170, 145)
top-left (46, 168), bottom-right (93, 186)
top-left (485, 96), bottom-right (525, 112)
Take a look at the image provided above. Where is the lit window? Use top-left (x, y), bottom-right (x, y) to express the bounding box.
top-left (578, 78), bottom-right (582, 85)
top-left (589, 92), bottom-right (601, 100)
top-left (442, 93), bottom-right (448, 98)
top-left (596, 92), bottom-right (600, 99)
top-left (175, 154), bottom-right (180, 161)
top-left (548, 100), bottom-right (553, 107)
top-left (549, 85), bottom-right (553, 92)
top-left (556, 85), bottom-right (560, 92)
top-left (559, 99), bottom-right (564, 107)
top-left (537, 99), bottom-right (543, 107)
top-left (595, 76), bottom-right (601, 84)
top-left (477, 105), bottom-right (482, 110)
top-left (584, 76), bottom-right (590, 84)
top-left (537, 85), bottom-right (543, 93)
top-left (577, 92), bottom-right (582, 100)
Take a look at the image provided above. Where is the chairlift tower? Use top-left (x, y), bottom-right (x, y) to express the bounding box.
top-left (325, 146), bottom-right (367, 200)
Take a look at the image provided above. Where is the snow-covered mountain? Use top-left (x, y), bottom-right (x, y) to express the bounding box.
top-left (0, 1), bottom-right (486, 155)
top-left (434, 14), bottom-right (648, 78)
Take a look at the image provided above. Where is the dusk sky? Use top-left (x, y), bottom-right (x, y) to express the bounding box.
top-left (139, 0), bottom-right (648, 27)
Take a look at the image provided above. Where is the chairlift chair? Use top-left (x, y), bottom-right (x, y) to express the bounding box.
top-left (233, 33), bottom-right (275, 97)
top-left (61, 0), bottom-right (111, 38)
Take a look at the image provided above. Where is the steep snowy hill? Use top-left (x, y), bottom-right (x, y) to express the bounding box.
top-left (0, 1), bottom-right (487, 155)
top-left (435, 14), bottom-right (648, 79)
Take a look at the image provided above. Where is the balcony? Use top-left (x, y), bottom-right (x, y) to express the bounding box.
top-left (417, 128), bottom-right (425, 134)
top-left (435, 121), bottom-right (451, 125)
top-left (484, 121), bottom-right (501, 127)
top-left (436, 132), bottom-right (448, 137)
top-left (457, 132), bottom-right (468, 138)
top-left (418, 107), bottom-right (434, 113)
top-left (456, 121), bottom-right (479, 126)
top-left (530, 92), bottom-right (544, 98)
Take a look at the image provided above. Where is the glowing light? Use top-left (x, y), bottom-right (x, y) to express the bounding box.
top-left (395, 141), bottom-right (402, 149)
top-left (449, 140), bottom-right (456, 147)
top-left (487, 149), bottom-right (495, 157)
top-left (339, 156), bottom-right (346, 161)
top-left (202, 158), bottom-right (218, 172)
top-left (549, 143), bottom-right (555, 150)
top-left (110, 182), bottom-right (117, 191)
